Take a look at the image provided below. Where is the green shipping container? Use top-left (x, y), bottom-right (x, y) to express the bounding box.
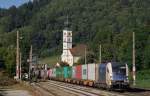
top-left (64, 66), bottom-right (72, 79)
top-left (56, 67), bottom-right (64, 78)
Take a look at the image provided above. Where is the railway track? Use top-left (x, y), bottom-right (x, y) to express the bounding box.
top-left (41, 80), bottom-right (125, 96)
top-left (47, 80), bottom-right (150, 96)
top-left (38, 82), bottom-right (101, 96)
top-left (31, 81), bottom-right (100, 96)
top-left (31, 83), bottom-right (57, 96)
top-left (45, 82), bottom-right (100, 96)
top-left (36, 83), bottom-right (85, 96)
top-left (32, 80), bottom-right (150, 96)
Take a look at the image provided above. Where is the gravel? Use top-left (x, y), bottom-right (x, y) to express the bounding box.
top-left (0, 89), bottom-right (32, 96)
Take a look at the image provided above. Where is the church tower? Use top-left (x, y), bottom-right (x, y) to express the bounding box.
top-left (61, 16), bottom-right (73, 66)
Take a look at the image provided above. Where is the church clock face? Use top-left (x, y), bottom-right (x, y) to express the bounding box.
top-left (64, 32), bottom-right (67, 36)
top-left (68, 32), bottom-right (72, 36)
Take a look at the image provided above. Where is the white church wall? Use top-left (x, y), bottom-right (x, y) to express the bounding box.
top-left (73, 57), bottom-right (80, 63)
top-left (61, 28), bottom-right (73, 66)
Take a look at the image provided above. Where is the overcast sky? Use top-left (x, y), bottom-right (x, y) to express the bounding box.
top-left (0, 0), bottom-right (32, 9)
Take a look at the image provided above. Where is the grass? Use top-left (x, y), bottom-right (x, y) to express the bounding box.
top-left (132, 70), bottom-right (150, 89)
top-left (135, 79), bottom-right (150, 89)
top-left (39, 55), bottom-right (60, 67)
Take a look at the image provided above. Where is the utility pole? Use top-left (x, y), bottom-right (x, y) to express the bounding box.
top-left (19, 52), bottom-right (22, 80)
top-left (85, 46), bottom-right (87, 65)
top-left (132, 32), bottom-right (136, 85)
top-left (29, 45), bottom-right (32, 81)
top-left (85, 46), bottom-right (88, 80)
top-left (99, 44), bottom-right (102, 64)
top-left (16, 31), bottom-right (20, 80)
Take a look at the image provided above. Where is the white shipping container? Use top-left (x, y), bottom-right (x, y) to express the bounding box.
top-left (51, 68), bottom-right (54, 77)
top-left (72, 66), bottom-right (76, 79)
top-left (40, 69), bottom-right (45, 78)
top-left (52, 68), bottom-right (56, 77)
top-left (82, 64), bottom-right (87, 80)
top-left (88, 63), bottom-right (96, 81)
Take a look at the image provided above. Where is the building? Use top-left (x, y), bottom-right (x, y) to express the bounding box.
top-left (61, 27), bottom-right (73, 66)
top-left (61, 24), bottom-right (86, 66)
top-left (70, 44), bottom-right (86, 64)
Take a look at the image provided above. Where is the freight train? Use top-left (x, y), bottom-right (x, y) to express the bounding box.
top-left (33, 62), bottom-right (130, 90)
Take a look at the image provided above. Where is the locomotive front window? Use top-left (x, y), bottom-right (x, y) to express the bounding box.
top-left (112, 64), bottom-right (126, 81)
top-left (113, 66), bottom-right (126, 75)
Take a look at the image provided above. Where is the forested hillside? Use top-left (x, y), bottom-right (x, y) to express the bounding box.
top-left (0, 0), bottom-right (149, 75)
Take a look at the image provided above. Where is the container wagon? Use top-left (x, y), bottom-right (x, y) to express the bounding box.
top-left (64, 66), bottom-right (72, 82)
top-left (56, 67), bottom-right (64, 81)
top-left (37, 62), bottom-right (129, 90)
top-left (75, 65), bottom-right (82, 84)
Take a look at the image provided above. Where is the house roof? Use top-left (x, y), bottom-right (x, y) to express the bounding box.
top-left (70, 44), bottom-right (87, 56)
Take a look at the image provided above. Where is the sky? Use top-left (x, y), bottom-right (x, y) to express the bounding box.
top-left (0, 0), bottom-right (33, 9)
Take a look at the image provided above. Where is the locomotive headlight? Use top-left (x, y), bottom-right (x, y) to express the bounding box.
top-left (125, 76), bottom-right (129, 82)
top-left (124, 79), bottom-right (129, 83)
top-left (126, 76), bottom-right (129, 80)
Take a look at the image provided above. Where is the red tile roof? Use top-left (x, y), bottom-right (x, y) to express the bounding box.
top-left (70, 44), bottom-right (87, 56)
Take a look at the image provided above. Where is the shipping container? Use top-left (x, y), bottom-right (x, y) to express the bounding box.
top-left (52, 68), bottom-right (56, 78)
top-left (72, 66), bottom-right (76, 79)
top-left (64, 67), bottom-right (68, 78)
top-left (40, 69), bottom-right (45, 78)
top-left (56, 67), bottom-right (64, 78)
top-left (76, 65), bottom-right (82, 80)
top-left (56, 68), bottom-right (59, 78)
top-left (95, 64), bottom-right (99, 82)
top-left (68, 67), bottom-right (72, 78)
top-left (64, 66), bottom-right (72, 79)
top-left (82, 64), bottom-right (87, 80)
top-left (88, 63), bottom-right (96, 81)
top-left (47, 69), bottom-right (52, 78)
top-left (40, 69), bottom-right (47, 80)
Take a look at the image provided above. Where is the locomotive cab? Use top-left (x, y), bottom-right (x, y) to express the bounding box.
top-left (97, 62), bottom-right (130, 89)
top-left (110, 62), bottom-right (129, 89)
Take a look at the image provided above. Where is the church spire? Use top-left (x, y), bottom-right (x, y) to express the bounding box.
top-left (61, 15), bottom-right (73, 66)
top-left (64, 15), bottom-right (71, 30)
